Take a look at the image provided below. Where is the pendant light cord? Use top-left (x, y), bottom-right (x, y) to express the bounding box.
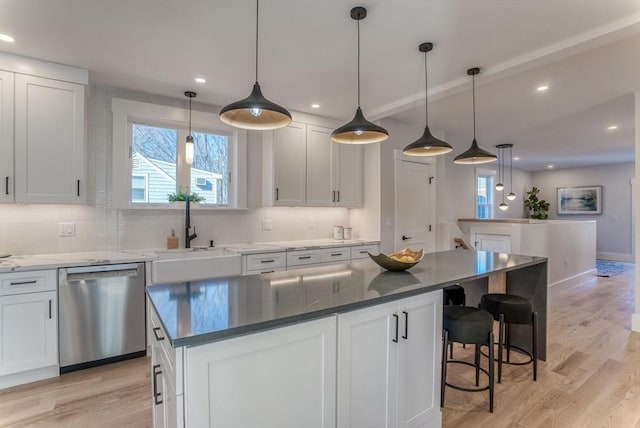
top-left (472, 73), bottom-right (476, 140)
top-left (509, 145), bottom-right (513, 191)
top-left (357, 17), bottom-right (361, 107)
top-left (424, 52), bottom-right (428, 125)
top-left (188, 96), bottom-right (192, 135)
top-left (255, 0), bottom-right (259, 83)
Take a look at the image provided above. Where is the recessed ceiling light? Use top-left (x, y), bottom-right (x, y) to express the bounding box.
top-left (311, 104), bottom-right (320, 109)
top-left (195, 77), bottom-right (206, 83)
top-left (537, 85), bottom-right (549, 92)
top-left (513, 156), bottom-right (520, 161)
top-left (547, 165), bottom-right (554, 169)
top-left (0, 34), bottom-right (15, 43)
top-left (607, 125), bottom-right (618, 131)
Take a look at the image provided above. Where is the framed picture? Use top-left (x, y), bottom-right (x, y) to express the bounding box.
top-left (557, 185), bottom-right (602, 215)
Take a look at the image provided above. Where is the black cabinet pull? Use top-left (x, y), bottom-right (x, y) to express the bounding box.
top-left (275, 188), bottom-right (279, 201)
top-left (152, 327), bottom-right (165, 341)
top-left (152, 364), bottom-right (163, 405)
top-left (260, 270), bottom-right (275, 274)
top-left (77, 179), bottom-right (80, 197)
top-left (48, 299), bottom-right (52, 319)
top-left (4, 176), bottom-right (8, 195)
top-left (337, 191), bottom-right (340, 202)
top-left (402, 311), bottom-right (409, 339)
top-left (330, 253), bottom-right (343, 257)
top-left (332, 190), bottom-right (336, 202)
top-left (298, 256), bottom-right (311, 260)
top-left (392, 313), bottom-right (399, 343)
top-left (260, 259), bottom-right (275, 264)
top-left (9, 280), bottom-right (37, 286)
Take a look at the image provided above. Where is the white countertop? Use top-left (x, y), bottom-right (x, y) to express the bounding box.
top-left (0, 239), bottom-right (380, 272)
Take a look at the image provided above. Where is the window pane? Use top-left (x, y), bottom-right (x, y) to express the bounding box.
top-left (476, 174), bottom-right (493, 219)
top-left (131, 174), bottom-right (147, 202)
top-left (132, 124), bottom-right (177, 204)
top-left (190, 132), bottom-right (230, 205)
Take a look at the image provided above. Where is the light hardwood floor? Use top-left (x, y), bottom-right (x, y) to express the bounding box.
top-left (0, 269), bottom-right (639, 427)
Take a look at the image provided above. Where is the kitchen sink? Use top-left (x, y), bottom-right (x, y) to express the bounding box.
top-left (150, 247), bottom-right (242, 284)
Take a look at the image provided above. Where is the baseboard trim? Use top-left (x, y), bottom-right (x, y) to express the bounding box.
top-left (596, 252), bottom-right (635, 263)
top-left (0, 365), bottom-right (58, 390)
top-left (549, 269), bottom-right (596, 288)
top-left (632, 313), bottom-right (640, 332)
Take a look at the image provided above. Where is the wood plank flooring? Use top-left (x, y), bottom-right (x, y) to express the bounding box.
top-left (0, 268), bottom-right (639, 427)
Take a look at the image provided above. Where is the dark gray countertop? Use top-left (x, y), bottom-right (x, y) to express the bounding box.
top-left (146, 250), bottom-right (546, 348)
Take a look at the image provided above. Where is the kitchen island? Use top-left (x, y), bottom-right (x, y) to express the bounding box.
top-left (147, 250), bottom-right (547, 428)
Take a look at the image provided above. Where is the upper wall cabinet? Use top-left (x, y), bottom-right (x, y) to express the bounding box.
top-left (263, 121), bottom-right (363, 208)
top-left (0, 52), bottom-right (88, 204)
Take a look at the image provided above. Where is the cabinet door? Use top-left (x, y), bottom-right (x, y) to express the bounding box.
top-left (0, 71), bottom-right (14, 203)
top-left (0, 291), bottom-right (57, 376)
top-left (273, 122), bottom-right (306, 206)
top-left (185, 316), bottom-right (336, 428)
top-left (306, 125), bottom-right (334, 206)
top-left (333, 143), bottom-right (362, 207)
top-left (337, 299), bottom-right (399, 428)
top-left (14, 74), bottom-right (85, 203)
top-left (396, 292), bottom-right (442, 428)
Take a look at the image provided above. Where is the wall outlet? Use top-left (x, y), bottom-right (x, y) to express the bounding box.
top-left (261, 219), bottom-right (273, 231)
top-left (59, 222), bottom-right (76, 237)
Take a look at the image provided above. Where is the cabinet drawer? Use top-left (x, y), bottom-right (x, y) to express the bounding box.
top-left (320, 247), bottom-right (350, 263)
top-left (245, 252), bottom-right (286, 271)
top-left (0, 269), bottom-right (56, 296)
top-left (287, 249), bottom-right (323, 267)
top-left (247, 266), bottom-right (286, 276)
top-left (350, 244), bottom-right (380, 260)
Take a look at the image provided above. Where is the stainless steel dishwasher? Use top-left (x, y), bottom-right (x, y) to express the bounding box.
top-left (58, 263), bottom-right (146, 373)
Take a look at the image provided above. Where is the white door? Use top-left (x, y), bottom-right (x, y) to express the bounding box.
top-left (0, 291), bottom-right (57, 376)
top-left (396, 160), bottom-right (435, 253)
top-left (306, 125), bottom-right (334, 206)
top-left (14, 74), bottom-right (85, 203)
top-left (0, 71), bottom-right (14, 203)
top-left (474, 233), bottom-right (511, 252)
top-left (396, 293), bottom-right (442, 428)
top-left (272, 122), bottom-right (306, 206)
top-left (337, 299), bottom-right (399, 428)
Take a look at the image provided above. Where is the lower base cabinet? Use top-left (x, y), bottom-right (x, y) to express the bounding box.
top-left (150, 289), bottom-right (442, 428)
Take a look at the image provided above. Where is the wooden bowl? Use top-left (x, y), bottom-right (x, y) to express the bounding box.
top-left (367, 248), bottom-right (424, 272)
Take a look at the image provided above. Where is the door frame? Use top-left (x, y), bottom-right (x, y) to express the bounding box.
top-left (393, 149), bottom-right (437, 253)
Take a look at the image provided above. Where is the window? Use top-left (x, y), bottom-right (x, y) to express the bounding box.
top-left (112, 98), bottom-right (247, 209)
top-left (476, 169), bottom-right (496, 218)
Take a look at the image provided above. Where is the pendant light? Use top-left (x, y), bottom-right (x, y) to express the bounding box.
top-left (185, 91), bottom-right (196, 165)
top-left (503, 143), bottom-right (517, 200)
top-left (331, 7), bottom-right (388, 145)
top-left (219, 0), bottom-right (292, 130)
top-left (495, 145), bottom-right (504, 191)
top-left (403, 42), bottom-right (452, 156)
top-left (453, 68), bottom-right (497, 164)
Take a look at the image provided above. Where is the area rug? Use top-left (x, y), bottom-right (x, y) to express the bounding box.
top-left (596, 259), bottom-right (635, 277)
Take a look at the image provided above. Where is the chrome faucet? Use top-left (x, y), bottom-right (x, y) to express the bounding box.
top-left (185, 194), bottom-right (197, 248)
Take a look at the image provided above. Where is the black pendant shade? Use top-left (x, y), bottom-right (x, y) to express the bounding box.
top-left (331, 107), bottom-right (388, 144)
top-left (453, 67), bottom-right (496, 165)
top-left (403, 42), bottom-right (452, 156)
top-left (219, 0), bottom-right (291, 131)
top-left (331, 6), bottom-right (388, 145)
top-left (219, 82), bottom-right (292, 130)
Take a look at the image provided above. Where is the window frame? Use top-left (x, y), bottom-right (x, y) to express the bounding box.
top-left (112, 98), bottom-right (247, 210)
top-left (475, 168), bottom-right (496, 219)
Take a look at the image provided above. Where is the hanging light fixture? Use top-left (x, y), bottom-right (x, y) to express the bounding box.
top-left (453, 68), bottom-right (497, 164)
top-left (331, 7), bottom-right (388, 145)
top-left (185, 91), bottom-right (196, 165)
top-left (495, 145), bottom-right (504, 191)
top-left (403, 43), bottom-right (452, 156)
top-left (219, 0), bottom-right (292, 130)
top-left (503, 143), bottom-right (517, 200)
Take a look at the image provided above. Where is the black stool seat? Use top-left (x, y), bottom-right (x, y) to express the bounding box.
top-left (481, 293), bottom-right (532, 324)
top-left (444, 306), bottom-right (494, 344)
top-left (442, 284), bottom-right (465, 306)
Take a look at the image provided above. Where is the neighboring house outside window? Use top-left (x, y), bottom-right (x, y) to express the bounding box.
top-left (476, 169), bottom-right (496, 219)
top-left (131, 173), bottom-right (148, 202)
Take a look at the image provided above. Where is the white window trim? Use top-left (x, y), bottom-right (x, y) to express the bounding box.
top-left (131, 173), bottom-right (149, 203)
top-left (112, 98), bottom-right (247, 209)
top-left (475, 167), bottom-right (496, 219)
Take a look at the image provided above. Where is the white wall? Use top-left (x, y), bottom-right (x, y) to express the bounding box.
top-left (532, 162), bottom-right (634, 261)
top-left (0, 85), bottom-right (357, 255)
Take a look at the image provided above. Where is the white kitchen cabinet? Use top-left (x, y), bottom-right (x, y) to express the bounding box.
top-left (14, 74), bottom-right (85, 203)
top-left (306, 124), bottom-right (334, 206)
top-left (350, 244), bottom-right (380, 260)
top-left (243, 251), bottom-right (287, 275)
top-left (0, 71), bottom-right (14, 203)
top-left (332, 142), bottom-right (362, 207)
top-left (337, 291), bottom-right (442, 428)
top-left (0, 270), bottom-right (58, 388)
top-left (270, 121), bottom-right (306, 206)
top-left (185, 316), bottom-right (337, 428)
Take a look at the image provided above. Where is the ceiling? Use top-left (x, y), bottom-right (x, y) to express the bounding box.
top-left (0, 0), bottom-right (639, 171)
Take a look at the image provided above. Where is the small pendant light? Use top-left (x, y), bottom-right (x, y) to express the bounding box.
top-left (495, 145), bottom-right (504, 191)
top-left (185, 91), bottom-right (196, 165)
top-left (331, 7), bottom-right (388, 145)
top-left (504, 143), bottom-right (517, 200)
top-left (453, 68), bottom-right (497, 164)
top-left (219, 0), bottom-right (292, 130)
top-left (403, 42), bottom-right (452, 156)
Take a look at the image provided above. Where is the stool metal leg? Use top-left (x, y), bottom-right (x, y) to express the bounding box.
top-left (488, 331), bottom-right (495, 413)
top-left (498, 313), bottom-right (504, 384)
top-left (441, 329), bottom-right (449, 408)
top-left (506, 322), bottom-right (511, 362)
top-left (532, 311), bottom-right (538, 381)
top-left (474, 344), bottom-right (480, 386)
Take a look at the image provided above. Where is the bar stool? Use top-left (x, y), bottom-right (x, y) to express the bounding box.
top-left (480, 293), bottom-right (538, 383)
top-left (442, 284), bottom-right (466, 358)
top-left (441, 305), bottom-right (495, 413)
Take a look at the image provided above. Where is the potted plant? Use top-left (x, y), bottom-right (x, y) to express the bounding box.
top-left (524, 186), bottom-right (549, 219)
top-left (167, 191), bottom-right (205, 204)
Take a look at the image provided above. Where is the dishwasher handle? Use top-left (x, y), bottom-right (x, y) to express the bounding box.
top-left (61, 263), bottom-right (142, 283)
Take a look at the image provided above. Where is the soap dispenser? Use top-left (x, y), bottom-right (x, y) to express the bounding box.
top-left (167, 229), bottom-right (179, 249)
